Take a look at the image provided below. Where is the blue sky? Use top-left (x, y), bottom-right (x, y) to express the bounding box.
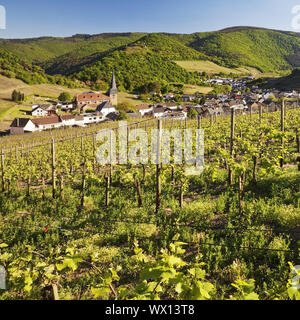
top-left (1, 0), bottom-right (300, 38)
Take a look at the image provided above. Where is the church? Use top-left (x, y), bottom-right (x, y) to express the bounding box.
top-left (76, 72), bottom-right (118, 110)
top-left (108, 71), bottom-right (118, 106)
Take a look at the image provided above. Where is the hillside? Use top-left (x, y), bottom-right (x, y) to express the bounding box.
top-left (264, 68), bottom-right (300, 90)
top-left (181, 28), bottom-right (300, 73)
top-left (43, 33), bottom-right (208, 76)
top-left (73, 49), bottom-right (201, 92)
top-left (38, 28), bottom-right (300, 90)
top-left (2, 27), bottom-right (300, 92)
top-left (0, 46), bottom-right (83, 89)
top-left (0, 33), bottom-right (146, 64)
top-left (0, 47), bottom-right (51, 84)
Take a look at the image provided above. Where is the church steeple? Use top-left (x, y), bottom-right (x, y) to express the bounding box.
top-left (108, 71), bottom-right (118, 106)
top-left (111, 71), bottom-right (117, 90)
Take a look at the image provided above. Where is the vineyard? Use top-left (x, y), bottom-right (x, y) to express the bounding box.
top-left (0, 105), bottom-right (300, 300)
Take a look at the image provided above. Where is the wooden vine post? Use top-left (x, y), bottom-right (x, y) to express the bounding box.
top-left (156, 119), bottom-right (162, 213)
top-left (105, 172), bottom-right (110, 207)
top-left (134, 174), bottom-right (143, 207)
top-left (259, 104), bottom-right (262, 125)
top-left (1, 149), bottom-right (4, 192)
top-left (228, 108), bottom-right (235, 186)
top-left (105, 130), bottom-right (113, 207)
top-left (296, 128), bottom-right (300, 153)
top-left (252, 155), bottom-right (257, 184)
top-left (179, 184), bottom-right (183, 209)
top-left (93, 133), bottom-right (96, 169)
top-left (51, 139), bottom-right (56, 199)
top-left (80, 161), bottom-right (86, 209)
top-left (280, 99), bottom-right (285, 168)
top-left (198, 115), bottom-right (202, 130)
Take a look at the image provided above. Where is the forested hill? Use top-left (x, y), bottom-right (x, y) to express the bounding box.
top-left (264, 68), bottom-right (300, 90)
top-left (182, 28), bottom-right (300, 72)
top-left (2, 27), bottom-right (300, 90)
top-left (0, 46), bottom-right (82, 87)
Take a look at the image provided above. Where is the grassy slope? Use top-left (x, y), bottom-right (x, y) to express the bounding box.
top-left (175, 60), bottom-right (245, 74)
top-left (175, 60), bottom-right (279, 78)
top-left (265, 68), bottom-right (300, 90)
top-left (42, 29), bottom-right (300, 87)
top-left (2, 27), bottom-right (300, 85)
top-left (182, 84), bottom-right (213, 94)
top-left (42, 33), bottom-right (147, 75)
top-left (44, 33), bottom-right (208, 76)
top-left (185, 28), bottom-right (300, 73)
top-left (0, 33), bottom-right (146, 64)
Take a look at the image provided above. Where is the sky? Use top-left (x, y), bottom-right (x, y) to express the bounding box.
top-left (1, 0), bottom-right (300, 38)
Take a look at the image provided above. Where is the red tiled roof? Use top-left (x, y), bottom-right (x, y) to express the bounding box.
top-left (32, 117), bottom-right (61, 125)
top-left (61, 115), bottom-right (75, 121)
top-left (137, 104), bottom-right (151, 110)
top-left (77, 92), bottom-right (110, 101)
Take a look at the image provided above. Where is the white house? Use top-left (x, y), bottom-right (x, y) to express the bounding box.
top-left (96, 101), bottom-right (116, 118)
top-left (163, 110), bottom-right (187, 120)
top-left (10, 118), bottom-right (37, 135)
top-left (82, 112), bottom-right (104, 125)
top-left (153, 107), bottom-right (166, 118)
top-left (57, 102), bottom-right (74, 111)
top-left (163, 103), bottom-right (180, 110)
top-left (32, 116), bottom-right (63, 131)
top-left (31, 104), bottom-right (54, 117)
top-left (137, 104), bottom-right (153, 117)
top-left (31, 106), bottom-right (48, 117)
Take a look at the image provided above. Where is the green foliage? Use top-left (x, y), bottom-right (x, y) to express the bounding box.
top-left (92, 243), bottom-right (216, 300)
top-left (0, 47), bottom-right (81, 88)
top-left (116, 111), bottom-right (129, 121)
top-left (230, 279), bottom-right (259, 300)
top-left (187, 28), bottom-right (300, 73)
top-left (11, 90), bottom-right (25, 103)
top-left (4, 28), bottom-right (300, 92)
top-left (0, 108), bottom-right (299, 300)
top-left (58, 92), bottom-right (72, 102)
top-left (74, 49), bottom-right (203, 92)
top-left (187, 108), bottom-right (199, 119)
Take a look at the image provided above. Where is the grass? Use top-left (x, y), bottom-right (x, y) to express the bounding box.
top-left (175, 60), bottom-right (278, 78)
top-left (183, 84), bottom-right (213, 94)
top-left (175, 60), bottom-right (245, 75)
top-left (116, 92), bottom-right (144, 106)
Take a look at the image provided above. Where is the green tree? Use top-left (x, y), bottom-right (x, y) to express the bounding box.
top-left (116, 111), bottom-right (129, 120)
top-left (11, 90), bottom-right (18, 102)
top-left (11, 90), bottom-right (25, 103)
top-left (187, 108), bottom-right (198, 119)
top-left (58, 92), bottom-right (72, 102)
top-left (199, 95), bottom-right (206, 105)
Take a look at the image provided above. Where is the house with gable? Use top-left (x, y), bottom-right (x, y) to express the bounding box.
top-left (137, 104), bottom-right (153, 117)
top-left (10, 118), bottom-right (37, 135)
top-left (31, 104), bottom-right (55, 117)
top-left (96, 101), bottom-right (116, 118)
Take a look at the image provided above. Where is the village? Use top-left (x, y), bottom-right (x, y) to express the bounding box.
top-left (9, 73), bottom-right (300, 135)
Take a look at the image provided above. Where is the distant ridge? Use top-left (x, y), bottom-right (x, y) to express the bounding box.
top-left (2, 26), bottom-right (300, 91)
top-left (219, 26), bottom-right (272, 33)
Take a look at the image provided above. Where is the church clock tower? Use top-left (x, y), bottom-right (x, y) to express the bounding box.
top-left (108, 71), bottom-right (118, 106)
